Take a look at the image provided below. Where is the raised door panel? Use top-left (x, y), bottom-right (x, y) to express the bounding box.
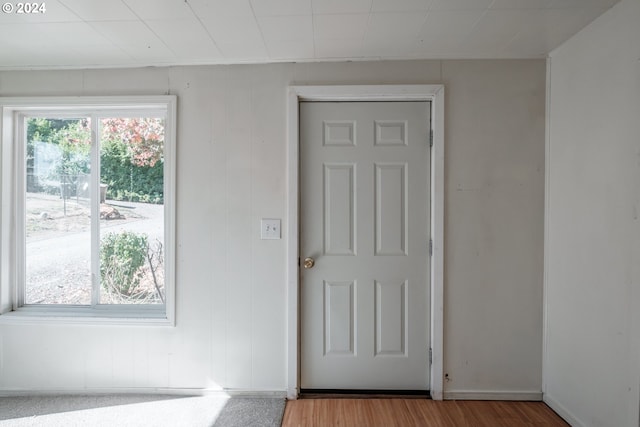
top-left (323, 164), bottom-right (356, 256)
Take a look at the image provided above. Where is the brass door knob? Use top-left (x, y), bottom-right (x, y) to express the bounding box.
top-left (303, 257), bottom-right (315, 269)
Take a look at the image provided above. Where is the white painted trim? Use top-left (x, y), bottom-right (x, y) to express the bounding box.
top-left (286, 88), bottom-right (300, 400)
top-left (0, 107), bottom-right (12, 314)
top-left (0, 96), bottom-right (175, 110)
top-left (14, 114), bottom-right (26, 308)
top-left (0, 310), bottom-right (174, 326)
top-left (217, 390), bottom-right (287, 398)
top-left (430, 86), bottom-right (445, 402)
top-left (0, 388), bottom-right (287, 398)
top-left (444, 391), bottom-right (543, 401)
top-left (286, 85), bottom-right (445, 401)
top-left (544, 394), bottom-right (585, 427)
top-left (164, 95), bottom-right (178, 327)
top-left (292, 85), bottom-right (443, 102)
top-left (542, 57), bottom-right (552, 397)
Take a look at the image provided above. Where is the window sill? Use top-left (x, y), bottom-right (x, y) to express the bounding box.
top-left (0, 307), bottom-right (174, 326)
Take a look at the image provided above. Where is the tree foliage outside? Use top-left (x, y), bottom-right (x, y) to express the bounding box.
top-left (100, 118), bottom-right (164, 203)
top-left (26, 117), bottom-right (164, 203)
top-left (101, 118), bottom-right (164, 167)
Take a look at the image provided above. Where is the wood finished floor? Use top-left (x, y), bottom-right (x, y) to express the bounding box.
top-left (282, 399), bottom-right (570, 427)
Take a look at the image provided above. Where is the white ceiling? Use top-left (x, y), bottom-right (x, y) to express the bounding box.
top-left (0, 0), bottom-right (620, 70)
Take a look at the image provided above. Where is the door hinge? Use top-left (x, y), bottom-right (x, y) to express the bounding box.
top-left (429, 348), bottom-right (433, 365)
top-left (429, 129), bottom-right (433, 147)
top-left (429, 239), bottom-right (433, 256)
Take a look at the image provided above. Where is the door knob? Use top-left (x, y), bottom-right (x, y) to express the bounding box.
top-left (303, 257), bottom-right (315, 269)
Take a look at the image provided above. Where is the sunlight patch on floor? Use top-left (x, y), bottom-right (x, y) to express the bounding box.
top-left (0, 395), bottom-right (230, 427)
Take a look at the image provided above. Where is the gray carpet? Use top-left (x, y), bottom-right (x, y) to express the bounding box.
top-left (213, 398), bottom-right (285, 427)
top-left (0, 394), bottom-right (286, 427)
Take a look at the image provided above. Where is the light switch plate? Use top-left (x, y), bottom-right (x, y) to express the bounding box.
top-left (261, 218), bottom-right (281, 240)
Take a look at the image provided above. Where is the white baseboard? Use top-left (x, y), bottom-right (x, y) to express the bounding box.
top-left (224, 389), bottom-right (287, 398)
top-left (0, 388), bottom-right (287, 398)
top-left (544, 394), bottom-right (585, 427)
top-left (430, 390), bottom-right (444, 400)
top-left (443, 390), bottom-right (543, 401)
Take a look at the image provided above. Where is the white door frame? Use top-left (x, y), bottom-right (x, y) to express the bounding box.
top-left (286, 85), bottom-right (444, 400)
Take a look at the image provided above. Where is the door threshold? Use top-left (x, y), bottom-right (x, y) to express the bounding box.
top-left (299, 389), bottom-right (431, 399)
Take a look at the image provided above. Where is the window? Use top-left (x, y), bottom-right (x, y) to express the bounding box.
top-left (0, 96), bottom-right (176, 323)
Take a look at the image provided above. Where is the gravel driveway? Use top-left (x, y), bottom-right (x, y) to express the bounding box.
top-left (25, 196), bottom-right (164, 305)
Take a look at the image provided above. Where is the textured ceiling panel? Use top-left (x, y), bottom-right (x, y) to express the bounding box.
top-left (0, 0), bottom-right (621, 69)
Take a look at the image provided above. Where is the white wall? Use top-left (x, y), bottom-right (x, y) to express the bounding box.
top-left (0, 59), bottom-right (545, 397)
top-left (545, 0), bottom-right (640, 425)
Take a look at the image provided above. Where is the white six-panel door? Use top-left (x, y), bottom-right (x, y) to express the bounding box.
top-left (300, 101), bottom-right (431, 390)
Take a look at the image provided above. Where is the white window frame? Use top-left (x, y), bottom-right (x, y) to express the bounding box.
top-left (0, 96), bottom-right (176, 325)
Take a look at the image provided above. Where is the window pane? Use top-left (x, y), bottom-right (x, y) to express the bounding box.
top-left (99, 117), bottom-right (165, 305)
top-left (25, 117), bottom-right (92, 305)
